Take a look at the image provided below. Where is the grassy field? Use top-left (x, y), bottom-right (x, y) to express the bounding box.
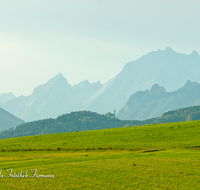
top-left (0, 120), bottom-right (200, 189)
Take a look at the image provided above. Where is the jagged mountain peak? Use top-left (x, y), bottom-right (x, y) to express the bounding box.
top-left (53, 72), bottom-right (64, 79)
top-left (94, 80), bottom-right (102, 85)
top-left (82, 47), bottom-right (200, 114)
top-left (123, 47), bottom-right (177, 69)
top-left (73, 79), bottom-right (90, 89)
top-left (180, 80), bottom-right (200, 90)
top-left (73, 80), bottom-right (102, 90)
top-left (0, 92), bottom-right (16, 104)
top-left (48, 73), bottom-right (68, 83)
top-left (164, 47), bottom-right (175, 52)
top-left (1, 73), bottom-right (102, 121)
top-left (190, 50), bottom-right (199, 57)
top-left (149, 84), bottom-right (166, 94)
top-left (32, 73), bottom-right (71, 97)
top-left (2, 48), bottom-right (200, 121)
top-left (117, 81), bottom-right (200, 120)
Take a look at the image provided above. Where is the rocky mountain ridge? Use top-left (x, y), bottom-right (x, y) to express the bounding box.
top-left (1, 73), bottom-right (102, 121)
top-left (81, 47), bottom-right (200, 114)
top-left (1, 47), bottom-right (200, 121)
top-left (0, 92), bottom-right (16, 104)
top-left (117, 80), bottom-right (200, 120)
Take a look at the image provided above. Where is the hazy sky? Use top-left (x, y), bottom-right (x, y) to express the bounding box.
top-left (1, 0), bottom-right (200, 96)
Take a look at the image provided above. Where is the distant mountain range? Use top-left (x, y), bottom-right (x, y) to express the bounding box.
top-left (1, 47), bottom-right (200, 122)
top-left (0, 107), bottom-right (25, 131)
top-left (1, 73), bottom-right (102, 121)
top-left (0, 92), bottom-right (16, 104)
top-left (81, 47), bottom-right (200, 114)
top-left (117, 80), bottom-right (200, 120)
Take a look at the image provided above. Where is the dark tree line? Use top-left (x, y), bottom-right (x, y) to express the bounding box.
top-left (1, 106), bottom-right (200, 139)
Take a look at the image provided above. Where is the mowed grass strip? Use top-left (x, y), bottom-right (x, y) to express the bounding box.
top-left (0, 120), bottom-right (200, 151)
top-left (0, 149), bottom-right (200, 189)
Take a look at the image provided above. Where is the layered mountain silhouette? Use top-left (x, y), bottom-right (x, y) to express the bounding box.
top-left (0, 92), bottom-right (16, 104)
top-left (117, 80), bottom-right (200, 120)
top-left (0, 107), bottom-right (25, 131)
top-left (1, 73), bottom-right (102, 121)
top-left (1, 47), bottom-right (200, 122)
top-left (81, 47), bottom-right (200, 114)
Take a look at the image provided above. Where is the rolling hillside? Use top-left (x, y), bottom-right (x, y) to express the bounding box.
top-left (0, 111), bottom-right (142, 139)
top-left (1, 120), bottom-right (199, 151)
top-left (1, 104), bottom-right (200, 139)
top-left (152, 105), bottom-right (200, 123)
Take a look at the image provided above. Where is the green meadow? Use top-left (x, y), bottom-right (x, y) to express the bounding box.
top-left (0, 120), bottom-right (200, 189)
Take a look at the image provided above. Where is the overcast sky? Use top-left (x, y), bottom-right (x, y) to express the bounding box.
top-left (1, 0), bottom-right (200, 96)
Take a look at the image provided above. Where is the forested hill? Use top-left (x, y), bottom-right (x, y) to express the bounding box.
top-left (151, 105), bottom-right (200, 124)
top-left (1, 106), bottom-right (200, 139)
top-left (0, 111), bottom-right (142, 139)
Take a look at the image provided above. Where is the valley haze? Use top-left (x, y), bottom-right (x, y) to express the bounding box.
top-left (1, 47), bottom-right (200, 123)
top-left (1, 2), bottom-right (200, 188)
top-left (1, 0), bottom-right (200, 97)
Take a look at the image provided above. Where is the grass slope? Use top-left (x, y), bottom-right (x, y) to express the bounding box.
top-left (1, 120), bottom-right (199, 151)
top-left (0, 120), bottom-right (200, 189)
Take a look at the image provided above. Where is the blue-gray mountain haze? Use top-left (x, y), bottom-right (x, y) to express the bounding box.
top-left (0, 107), bottom-right (25, 131)
top-left (117, 80), bottom-right (200, 120)
top-left (1, 47), bottom-right (200, 122)
top-left (0, 92), bottom-right (16, 104)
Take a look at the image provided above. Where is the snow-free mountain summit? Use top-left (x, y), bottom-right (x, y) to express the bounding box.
top-left (1, 73), bottom-right (102, 121)
top-left (117, 80), bottom-right (200, 120)
top-left (81, 47), bottom-right (200, 114)
top-left (1, 48), bottom-right (200, 121)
